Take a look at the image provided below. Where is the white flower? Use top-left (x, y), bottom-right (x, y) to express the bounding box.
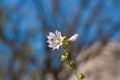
top-left (47, 30), bottom-right (63, 50)
top-left (69, 34), bottom-right (79, 42)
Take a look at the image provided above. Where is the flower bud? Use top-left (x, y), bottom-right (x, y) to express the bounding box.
top-left (69, 34), bottom-right (79, 42)
top-left (62, 43), bottom-right (68, 49)
top-left (62, 36), bottom-right (67, 42)
top-left (78, 73), bottom-right (85, 80)
top-left (61, 55), bottom-right (67, 62)
top-left (66, 40), bottom-right (71, 45)
top-left (69, 60), bottom-right (76, 67)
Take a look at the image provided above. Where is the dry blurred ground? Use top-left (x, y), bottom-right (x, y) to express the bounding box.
top-left (68, 41), bottom-right (120, 80)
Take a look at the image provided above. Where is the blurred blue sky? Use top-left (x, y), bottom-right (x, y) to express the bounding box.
top-left (0, 0), bottom-right (120, 72)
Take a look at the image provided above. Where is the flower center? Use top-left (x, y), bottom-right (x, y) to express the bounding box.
top-left (55, 39), bottom-right (61, 45)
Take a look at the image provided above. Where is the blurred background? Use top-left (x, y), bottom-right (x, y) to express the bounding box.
top-left (0, 0), bottom-right (120, 80)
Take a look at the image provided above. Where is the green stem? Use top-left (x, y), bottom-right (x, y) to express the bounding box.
top-left (63, 49), bottom-right (80, 80)
top-left (68, 64), bottom-right (80, 80)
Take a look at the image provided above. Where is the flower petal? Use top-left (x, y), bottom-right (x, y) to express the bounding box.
top-left (47, 35), bottom-right (52, 39)
top-left (56, 45), bottom-right (60, 49)
top-left (48, 43), bottom-right (56, 48)
top-left (48, 45), bottom-right (53, 48)
top-left (53, 45), bottom-right (60, 50)
top-left (55, 30), bottom-right (61, 38)
top-left (47, 40), bottom-right (51, 43)
top-left (49, 32), bottom-right (55, 37)
top-left (69, 34), bottom-right (79, 42)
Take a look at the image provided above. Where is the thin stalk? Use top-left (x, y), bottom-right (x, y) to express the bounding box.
top-left (63, 49), bottom-right (80, 80)
top-left (68, 64), bottom-right (80, 80)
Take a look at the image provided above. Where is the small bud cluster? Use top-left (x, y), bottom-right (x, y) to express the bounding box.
top-left (78, 73), bottom-right (85, 80)
top-left (61, 36), bottom-right (85, 80)
top-left (61, 54), bottom-right (67, 62)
